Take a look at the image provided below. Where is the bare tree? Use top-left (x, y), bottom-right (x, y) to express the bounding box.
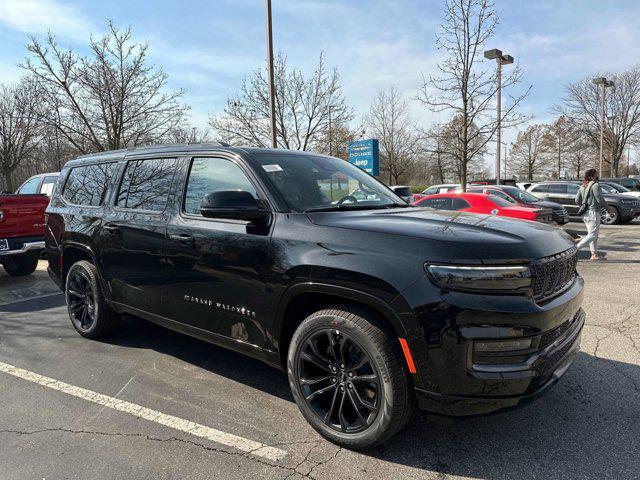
top-left (315, 122), bottom-right (362, 160)
top-left (22, 22), bottom-right (189, 155)
top-left (417, 0), bottom-right (530, 189)
top-left (0, 79), bottom-right (42, 191)
top-left (509, 124), bottom-right (551, 181)
top-left (364, 87), bottom-right (419, 184)
top-left (557, 66), bottom-right (640, 176)
top-left (167, 126), bottom-right (212, 144)
top-left (566, 132), bottom-right (595, 179)
top-left (438, 115), bottom-right (488, 182)
top-left (418, 124), bottom-right (456, 184)
top-left (542, 115), bottom-right (574, 178)
top-left (210, 53), bottom-right (353, 151)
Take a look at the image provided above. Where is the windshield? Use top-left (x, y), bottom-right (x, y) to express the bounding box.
top-left (605, 182), bottom-right (630, 193)
top-left (251, 153), bottom-right (406, 212)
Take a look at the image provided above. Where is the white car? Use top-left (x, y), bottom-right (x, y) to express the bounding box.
top-left (422, 184), bottom-right (460, 195)
top-left (389, 185), bottom-right (414, 203)
top-left (601, 182), bottom-right (640, 198)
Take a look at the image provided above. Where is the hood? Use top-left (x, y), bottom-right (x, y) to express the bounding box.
top-left (307, 207), bottom-right (575, 263)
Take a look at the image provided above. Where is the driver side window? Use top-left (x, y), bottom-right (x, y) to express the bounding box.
top-left (184, 157), bottom-right (257, 216)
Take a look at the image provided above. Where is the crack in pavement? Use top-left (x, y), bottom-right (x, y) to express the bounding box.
top-left (1, 427), bottom-right (345, 480)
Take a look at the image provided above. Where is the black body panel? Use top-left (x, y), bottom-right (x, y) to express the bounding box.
top-left (45, 145), bottom-right (585, 417)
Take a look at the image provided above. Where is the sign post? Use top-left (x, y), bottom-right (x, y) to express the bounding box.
top-left (348, 139), bottom-right (380, 176)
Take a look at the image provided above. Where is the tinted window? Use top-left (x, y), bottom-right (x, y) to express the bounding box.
top-left (392, 187), bottom-right (412, 196)
top-left (40, 176), bottom-right (58, 196)
top-left (421, 197), bottom-right (453, 210)
top-left (531, 184), bottom-right (548, 193)
top-left (547, 184), bottom-right (568, 194)
top-left (486, 189), bottom-right (516, 203)
top-left (63, 163), bottom-right (117, 206)
top-left (452, 198), bottom-right (470, 209)
top-left (17, 177), bottom-right (40, 194)
top-left (184, 157), bottom-right (257, 215)
top-left (423, 187), bottom-right (438, 195)
top-left (566, 184), bottom-right (580, 195)
top-left (117, 158), bottom-right (177, 212)
top-left (487, 195), bottom-right (515, 207)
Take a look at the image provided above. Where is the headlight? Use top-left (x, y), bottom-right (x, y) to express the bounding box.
top-left (425, 264), bottom-right (531, 292)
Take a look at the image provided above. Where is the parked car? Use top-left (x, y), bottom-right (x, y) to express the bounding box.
top-left (461, 185), bottom-right (569, 225)
top-left (46, 144), bottom-right (584, 449)
top-left (603, 177), bottom-right (640, 192)
top-left (0, 192), bottom-right (49, 275)
top-left (416, 192), bottom-right (554, 224)
top-left (16, 172), bottom-right (60, 196)
top-left (421, 183), bottom-right (459, 195)
top-left (389, 185), bottom-right (413, 204)
top-left (527, 180), bottom-right (640, 224)
top-left (600, 182), bottom-right (640, 198)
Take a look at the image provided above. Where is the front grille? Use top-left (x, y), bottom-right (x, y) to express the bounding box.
top-left (531, 247), bottom-right (578, 302)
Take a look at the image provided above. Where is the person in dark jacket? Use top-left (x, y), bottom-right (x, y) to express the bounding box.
top-left (575, 168), bottom-right (607, 261)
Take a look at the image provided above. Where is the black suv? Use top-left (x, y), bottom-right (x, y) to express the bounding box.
top-left (46, 144), bottom-right (585, 449)
top-left (528, 180), bottom-right (640, 224)
top-left (603, 177), bottom-right (640, 192)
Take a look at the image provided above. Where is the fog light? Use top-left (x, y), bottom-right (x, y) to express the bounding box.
top-left (474, 338), bottom-right (532, 353)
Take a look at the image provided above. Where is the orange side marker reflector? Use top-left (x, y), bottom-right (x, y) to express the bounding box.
top-left (398, 338), bottom-right (416, 374)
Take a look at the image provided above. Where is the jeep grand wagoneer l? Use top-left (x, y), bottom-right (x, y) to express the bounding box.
top-left (46, 144), bottom-right (585, 449)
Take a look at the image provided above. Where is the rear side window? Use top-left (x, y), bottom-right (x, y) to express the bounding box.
top-left (40, 176), bottom-right (58, 196)
top-left (547, 184), bottom-right (568, 194)
top-left (117, 158), bottom-right (177, 212)
top-left (63, 163), bottom-right (117, 206)
top-left (421, 197), bottom-right (453, 210)
top-left (566, 184), bottom-right (580, 195)
top-left (183, 157), bottom-right (257, 215)
top-left (17, 177), bottom-right (40, 194)
top-left (530, 184), bottom-right (548, 193)
top-left (452, 198), bottom-right (470, 209)
top-left (393, 187), bottom-right (412, 196)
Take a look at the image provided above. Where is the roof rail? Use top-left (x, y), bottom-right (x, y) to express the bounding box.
top-left (74, 141), bottom-right (232, 159)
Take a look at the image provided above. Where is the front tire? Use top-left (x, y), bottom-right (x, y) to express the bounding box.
top-left (65, 260), bottom-right (121, 338)
top-left (287, 307), bottom-right (415, 449)
top-left (601, 205), bottom-right (620, 225)
top-left (2, 254), bottom-right (39, 276)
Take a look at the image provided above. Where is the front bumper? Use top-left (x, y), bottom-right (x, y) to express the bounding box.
top-left (400, 272), bottom-right (584, 416)
top-left (415, 309), bottom-right (584, 416)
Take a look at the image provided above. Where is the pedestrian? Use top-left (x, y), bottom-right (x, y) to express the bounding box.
top-left (575, 168), bottom-right (606, 261)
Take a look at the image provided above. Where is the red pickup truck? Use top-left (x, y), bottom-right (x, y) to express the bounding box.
top-left (0, 193), bottom-right (49, 276)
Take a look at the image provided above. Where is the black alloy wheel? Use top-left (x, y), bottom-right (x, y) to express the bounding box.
top-left (66, 269), bottom-right (96, 331)
top-left (296, 329), bottom-right (380, 433)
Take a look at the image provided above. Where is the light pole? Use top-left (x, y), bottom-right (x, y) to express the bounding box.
top-left (607, 115), bottom-right (616, 175)
top-left (265, 0), bottom-right (277, 148)
top-left (593, 77), bottom-right (614, 177)
top-left (484, 49), bottom-right (513, 185)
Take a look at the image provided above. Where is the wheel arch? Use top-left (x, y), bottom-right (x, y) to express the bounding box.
top-left (275, 282), bottom-right (410, 368)
top-left (60, 243), bottom-right (111, 300)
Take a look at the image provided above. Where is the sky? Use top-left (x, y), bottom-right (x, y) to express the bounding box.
top-left (1, 0), bottom-right (640, 157)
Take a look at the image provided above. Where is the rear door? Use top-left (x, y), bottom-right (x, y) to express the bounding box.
top-left (545, 184), bottom-right (577, 213)
top-left (163, 155), bottom-right (272, 349)
top-left (97, 157), bottom-right (178, 316)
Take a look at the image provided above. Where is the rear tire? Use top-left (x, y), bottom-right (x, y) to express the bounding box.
top-left (65, 260), bottom-right (121, 338)
top-left (287, 306), bottom-right (415, 449)
top-left (1, 254), bottom-right (39, 276)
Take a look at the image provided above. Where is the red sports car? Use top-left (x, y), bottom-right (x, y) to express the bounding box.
top-left (415, 192), bottom-right (554, 224)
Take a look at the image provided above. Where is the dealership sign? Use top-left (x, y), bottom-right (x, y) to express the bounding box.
top-left (348, 139), bottom-right (379, 176)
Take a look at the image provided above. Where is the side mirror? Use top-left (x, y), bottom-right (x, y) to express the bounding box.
top-left (200, 190), bottom-right (270, 222)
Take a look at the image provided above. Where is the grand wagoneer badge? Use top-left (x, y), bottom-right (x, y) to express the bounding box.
top-left (183, 295), bottom-right (256, 317)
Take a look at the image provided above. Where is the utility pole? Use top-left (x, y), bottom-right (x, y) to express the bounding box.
top-left (593, 77), bottom-right (614, 177)
top-left (484, 49), bottom-right (514, 185)
top-left (265, 0), bottom-right (277, 148)
top-left (503, 143), bottom-right (508, 179)
top-left (328, 106), bottom-right (333, 156)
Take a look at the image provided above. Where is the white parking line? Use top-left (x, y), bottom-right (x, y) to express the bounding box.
top-left (0, 361), bottom-right (287, 461)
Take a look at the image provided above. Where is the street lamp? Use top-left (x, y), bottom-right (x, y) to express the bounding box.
top-left (484, 49), bottom-right (514, 185)
top-left (265, 0), bottom-right (277, 148)
top-left (593, 77), bottom-right (614, 177)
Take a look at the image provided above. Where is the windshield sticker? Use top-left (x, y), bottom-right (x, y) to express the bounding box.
top-left (262, 164), bottom-right (283, 172)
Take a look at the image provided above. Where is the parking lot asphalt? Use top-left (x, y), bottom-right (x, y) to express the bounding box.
top-left (1, 221), bottom-right (639, 480)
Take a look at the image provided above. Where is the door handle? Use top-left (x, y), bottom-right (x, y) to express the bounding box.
top-left (169, 233), bottom-right (195, 245)
top-left (103, 224), bottom-right (119, 234)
